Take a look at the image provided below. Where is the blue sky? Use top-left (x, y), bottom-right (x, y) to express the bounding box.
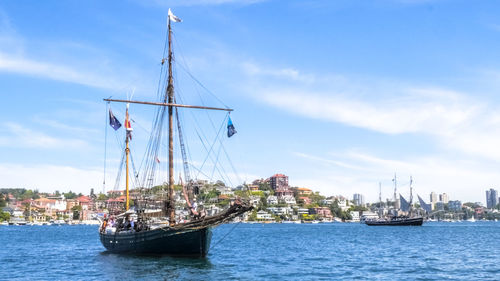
top-left (1, 0), bottom-right (500, 203)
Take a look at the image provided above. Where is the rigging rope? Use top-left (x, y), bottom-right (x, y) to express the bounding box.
top-left (209, 222), bottom-right (241, 251)
top-left (103, 102), bottom-right (109, 194)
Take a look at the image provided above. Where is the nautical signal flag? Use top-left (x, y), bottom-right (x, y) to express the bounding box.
top-left (125, 106), bottom-right (133, 140)
top-left (227, 116), bottom-right (236, 138)
top-left (109, 109), bottom-right (122, 131)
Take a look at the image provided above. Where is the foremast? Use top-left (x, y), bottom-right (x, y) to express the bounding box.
top-left (125, 104), bottom-right (132, 211)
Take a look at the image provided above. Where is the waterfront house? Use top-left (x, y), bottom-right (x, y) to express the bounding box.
top-left (256, 210), bottom-right (274, 221)
top-left (267, 206), bottom-right (293, 216)
top-left (350, 211), bottom-right (360, 222)
top-left (267, 195), bottom-right (278, 205)
top-left (309, 207), bottom-right (333, 220)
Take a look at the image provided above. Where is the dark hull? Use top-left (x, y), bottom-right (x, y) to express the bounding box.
top-left (365, 217), bottom-right (423, 226)
top-left (99, 226), bottom-right (212, 257)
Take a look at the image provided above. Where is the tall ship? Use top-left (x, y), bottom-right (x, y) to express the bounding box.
top-left (99, 9), bottom-right (252, 256)
top-left (365, 176), bottom-right (423, 226)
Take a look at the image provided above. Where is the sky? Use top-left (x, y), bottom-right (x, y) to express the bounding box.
top-left (1, 0), bottom-right (500, 204)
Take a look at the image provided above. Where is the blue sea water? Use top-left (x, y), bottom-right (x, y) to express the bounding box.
top-left (1, 222), bottom-right (499, 280)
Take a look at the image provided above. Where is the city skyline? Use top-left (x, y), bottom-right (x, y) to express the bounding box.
top-left (3, 1), bottom-right (500, 203)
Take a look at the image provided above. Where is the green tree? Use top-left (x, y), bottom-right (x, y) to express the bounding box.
top-left (72, 205), bottom-right (82, 220)
top-left (97, 193), bottom-right (108, 200)
top-left (0, 211), bottom-right (10, 222)
top-left (0, 193), bottom-right (6, 208)
top-left (258, 182), bottom-right (272, 192)
top-left (248, 209), bottom-right (257, 221)
top-left (64, 191), bottom-right (77, 199)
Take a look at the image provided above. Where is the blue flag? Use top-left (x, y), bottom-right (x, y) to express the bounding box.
top-left (109, 109), bottom-right (122, 131)
top-left (227, 116), bottom-right (236, 137)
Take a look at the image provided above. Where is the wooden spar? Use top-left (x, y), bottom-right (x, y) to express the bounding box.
top-left (125, 135), bottom-right (130, 211)
top-left (102, 99), bottom-right (233, 112)
top-left (167, 17), bottom-right (176, 226)
top-left (124, 105), bottom-right (131, 211)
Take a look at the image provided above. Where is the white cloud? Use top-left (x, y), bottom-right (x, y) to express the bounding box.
top-left (0, 53), bottom-right (128, 91)
top-left (261, 87), bottom-right (478, 135)
top-left (252, 78), bottom-right (500, 161)
top-left (0, 163), bottom-right (105, 194)
top-left (241, 62), bottom-right (316, 83)
top-left (0, 123), bottom-right (88, 149)
top-left (293, 150), bottom-right (493, 204)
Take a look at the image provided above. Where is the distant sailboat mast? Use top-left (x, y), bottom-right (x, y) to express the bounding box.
top-left (379, 182), bottom-right (383, 218)
top-left (409, 176), bottom-right (414, 215)
top-left (393, 173), bottom-right (399, 209)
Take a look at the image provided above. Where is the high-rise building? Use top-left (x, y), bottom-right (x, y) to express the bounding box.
top-left (486, 188), bottom-right (499, 209)
top-left (353, 193), bottom-right (365, 206)
top-left (430, 192), bottom-right (438, 210)
top-left (269, 174), bottom-right (288, 190)
top-left (448, 200), bottom-right (462, 211)
top-left (439, 193), bottom-right (449, 204)
top-left (435, 201), bottom-right (445, 211)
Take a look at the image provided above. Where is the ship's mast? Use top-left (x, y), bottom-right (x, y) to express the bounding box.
top-left (125, 131), bottom-right (130, 210)
top-left (125, 104), bottom-right (131, 211)
top-left (102, 10), bottom-right (233, 221)
top-left (409, 176), bottom-right (413, 214)
top-left (167, 16), bottom-right (175, 225)
top-left (393, 173), bottom-right (399, 209)
top-left (379, 182), bottom-right (382, 218)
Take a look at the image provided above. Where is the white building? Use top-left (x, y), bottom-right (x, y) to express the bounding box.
top-left (249, 196), bottom-right (261, 207)
top-left (280, 195), bottom-right (296, 205)
top-left (256, 210), bottom-right (273, 221)
top-left (350, 211), bottom-right (360, 222)
top-left (321, 197), bottom-right (334, 205)
top-left (297, 208), bottom-right (309, 216)
top-left (267, 206), bottom-right (293, 216)
top-left (338, 198), bottom-right (349, 211)
top-left (267, 195), bottom-right (278, 205)
top-left (360, 211), bottom-right (378, 222)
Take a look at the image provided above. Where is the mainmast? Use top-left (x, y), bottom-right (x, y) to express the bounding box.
top-left (167, 16), bottom-right (175, 225)
top-left (125, 134), bottom-right (130, 210)
top-left (409, 176), bottom-right (413, 214)
top-left (378, 182), bottom-right (382, 218)
top-left (393, 173), bottom-right (399, 209)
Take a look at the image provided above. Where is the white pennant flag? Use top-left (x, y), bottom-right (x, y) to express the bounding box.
top-left (168, 9), bottom-right (182, 23)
